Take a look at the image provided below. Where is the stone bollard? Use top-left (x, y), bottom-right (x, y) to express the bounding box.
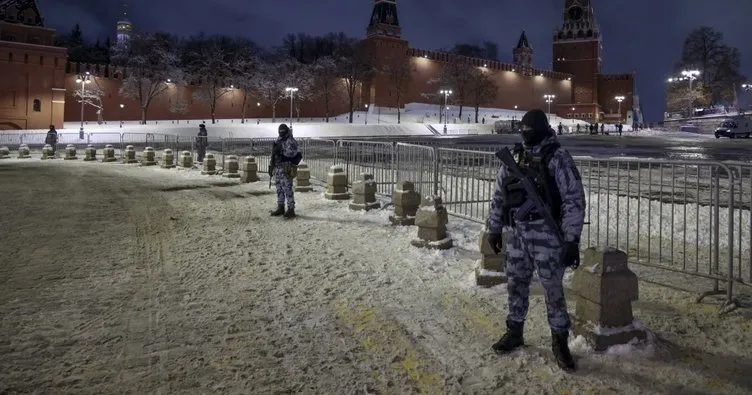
top-left (41, 144), bottom-right (56, 160)
top-left (64, 144), bottom-right (77, 160)
top-left (84, 144), bottom-right (97, 161)
top-left (141, 147), bottom-right (157, 166)
top-left (223, 155), bottom-right (240, 178)
top-left (294, 162), bottom-right (313, 192)
top-left (122, 145), bottom-right (138, 164)
top-left (161, 149), bottom-right (176, 168)
top-left (0, 146), bottom-right (9, 159)
top-left (475, 222), bottom-right (508, 287)
top-left (17, 144), bottom-right (30, 159)
top-left (201, 153), bottom-right (216, 175)
top-left (389, 181), bottom-right (421, 225)
top-left (240, 156), bottom-right (260, 183)
top-left (410, 195), bottom-right (453, 250)
top-left (179, 151), bottom-right (193, 168)
top-left (571, 247), bottom-right (647, 351)
top-left (349, 173), bottom-right (380, 211)
top-left (324, 165), bottom-right (350, 200)
top-left (102, 144), bottom-right (117, 162)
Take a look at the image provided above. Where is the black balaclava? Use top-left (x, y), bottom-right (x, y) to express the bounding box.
top-left (519, 109), bottom-right (553, 147)
top-left (278, 123), bottom-right (290, 139)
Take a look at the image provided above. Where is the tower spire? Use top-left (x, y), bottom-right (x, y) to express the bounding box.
top-left (366, 0), bottom-right (401, 38)
top-left (116, 0), bottom-right (132, 46)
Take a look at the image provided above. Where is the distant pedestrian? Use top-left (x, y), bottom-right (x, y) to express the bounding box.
top-left (557, 122), bottom-right (563, 135)
top-left (196, 123), bottom-right (208, 162)
top-left (45, 125), bottom-right (58, 155)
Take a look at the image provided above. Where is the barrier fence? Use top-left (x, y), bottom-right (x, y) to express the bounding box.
top-left (1, 132), bottom-right (749, 306)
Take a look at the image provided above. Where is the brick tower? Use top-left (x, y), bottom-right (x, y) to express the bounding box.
top-left (513, 31), bottom-right (533, 76)
top-left (362, 0), bottom-right (409, 109)
top-left (552, 0), bottom-right (602, 121)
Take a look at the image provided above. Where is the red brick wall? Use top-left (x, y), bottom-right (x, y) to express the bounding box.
top-left (597, 73), bottom-right (634, 122)
top-left (0, 38), bottom-right (67, 130)
top-left (552, 40), bottom-right (600, 105)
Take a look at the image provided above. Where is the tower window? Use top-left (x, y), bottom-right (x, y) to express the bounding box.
top-left (32, 99), bottom-right (41, 112)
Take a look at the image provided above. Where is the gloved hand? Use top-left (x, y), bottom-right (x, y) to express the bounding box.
top-left (486, 233), bottom-right (503, 254)
top-left (559, 241), bottom-right (580, 269)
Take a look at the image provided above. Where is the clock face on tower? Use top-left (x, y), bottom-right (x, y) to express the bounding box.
top-left (568, 6), bottom-right (583, 21)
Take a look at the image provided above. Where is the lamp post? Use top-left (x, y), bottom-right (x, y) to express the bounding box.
top-left (614, 95), bottom-right (625, 122)
top-left (543, 94), bottom-right (555, 117)
top-left (668, 69), bottom-right (700, 119)
top-left (75, 72), bottom-right (91, 139)
top-left (440, 89), bottom-right (452, 134)
top-left (119, 104), bottom-right (124, 128)
top-left (364, 104), bottom-right (369, 124)
top-left (285, 87), bottom-right (298, 128)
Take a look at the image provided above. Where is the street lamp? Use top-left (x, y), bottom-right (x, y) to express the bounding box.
top-left (285, 87), bottom-right (298, 128)
top-left (614, 95), bottom-right (625, 122)
top-left (439, 89), bottom-right (452, 134)
top-left (119, 104), bottom-right (124, 128)
top-left (668, 69), bottom-right (700, 118)
top-left (75, 72), bottom-right (91, 139)
top-left (364, 104), bottom-right (369, 124)
top-left (543, 94), bottom-right (555, 117)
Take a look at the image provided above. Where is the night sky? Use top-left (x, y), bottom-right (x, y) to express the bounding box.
top-left (38, 0), bottom-right (752, 122)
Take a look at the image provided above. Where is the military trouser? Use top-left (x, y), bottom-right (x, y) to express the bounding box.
top-left (197, 147), bottom-right (206, 162)
top-left (275, 166), bottom-right (295, 209)
top-left (505, 219), bottom-right (571, 332)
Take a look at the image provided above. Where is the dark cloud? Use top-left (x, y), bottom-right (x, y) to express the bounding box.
top-left (37, 0), bottom-right (752, 121)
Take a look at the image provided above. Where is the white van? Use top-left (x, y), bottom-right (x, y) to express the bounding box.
top-left (715, 118), bottom-right (752, 138)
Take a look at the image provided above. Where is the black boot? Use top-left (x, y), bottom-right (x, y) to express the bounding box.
top-left (492, 320), bottom-right (525, 355)
top-left (551, 329), bottom-right (576, 372)
top-left (283, 207), bottom-right (296, 219)
top-left (270, 204), bottom-right (285, 216)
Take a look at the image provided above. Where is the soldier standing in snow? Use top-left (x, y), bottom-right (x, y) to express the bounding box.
top-left (486, 109), bottom-right (585, 372)
top-left (45, 125), bottom-right (58, 156)
top-left (269, 124), bottom-right (302, 218)
top-left (196, 124), bottom-right (208, 162)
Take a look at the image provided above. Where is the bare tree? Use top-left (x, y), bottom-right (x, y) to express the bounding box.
top-left (74, 76), bottom-right (106, 123)
top-left (252, 59), bottom-right (288, 122)
top-left (379, 54), bottom-right (412, 124)
top-left (311, 56), bottom-right (341, 122)
top-left (116, 32), bottom-right (182, 124)
top-left (281, 60), bottom-right (315, 122)
top-left (187, 39), bottom-right (234, 124)
top-left (433, 60), bottom-right (474, 118)
top-left (168, 83), bottom-right (189, 120)
top-left (229, 54), bottom-right (258, 123)
top-left (337, 40), bottom-right (372, 123)
top-left (468, 69), bottom-right (497, 123)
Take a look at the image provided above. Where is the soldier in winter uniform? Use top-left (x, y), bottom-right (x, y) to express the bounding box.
top-left (486, 109), bottom-right (585, 372)
top-left (45, 125), bottom-right (58, 156)
top-left (196, 124), bottom-right (208, 162)
top-left (270, 124), bottom-right (302, 218)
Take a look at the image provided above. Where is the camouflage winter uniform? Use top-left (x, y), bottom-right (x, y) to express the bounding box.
top-left (274, 136), bottom-right (299, 209)
top-left (488, 134), bottom-right (586, 332)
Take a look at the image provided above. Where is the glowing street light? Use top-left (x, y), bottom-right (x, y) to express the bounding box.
top-left (75, 72), bottom-right (92, 139)
top-left (119, 104), bottom-right (124, 128)
top-left (285, 87), bottom-right (298, 128)
top-left (439, 89), bottom-right (452, 134)
top-left (668, 69), bottom-right (701, 118)
top-left (543, 94), bottom-right (556, 117)
top-left (364, 104), bottom-right (369, 124)
top-left (615, 95), bottom-right (625, 121)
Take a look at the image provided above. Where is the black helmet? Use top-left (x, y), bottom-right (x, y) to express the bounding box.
top-left (519, 109), bottom-right (552, 146)
top-left (278, 123), bottom-right (290, 138)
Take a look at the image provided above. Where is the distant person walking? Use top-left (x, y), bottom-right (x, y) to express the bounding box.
top-left (45, 125), bottom-right (58, 156)
top-left (196, 123), bottom-right (208, 162)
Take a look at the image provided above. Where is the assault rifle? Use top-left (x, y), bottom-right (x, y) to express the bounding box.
top-left (495, 147), bottom-right (565, 245)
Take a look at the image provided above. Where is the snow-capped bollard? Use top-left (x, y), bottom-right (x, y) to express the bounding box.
top-left (141, 147), bottom-right (157, 166)
top-left (324, 165), bottom-right (350, 200)
top-left (410, 195), bottom-right (453, 250)
top-left (240, 156), bottom-right (259, 183)
top-left (349, 173), bottom-right (380, 211)
top-left (122, 145), bottom-right (138, 163)
top-left (17, 144), bottom-right (30, 159)
top-left (389, 180), bottom-right (420, 226)
top-left (223, 155), bottom-right (240, 178)
top-left (0, 146), bottom-right (9, 159)
top-left (201, 153), bottom-right (216, 175)
top-left (83, 145), bottom-right (97, 161)
top-left (102, 144), bottom-right (117, 162)
top-left (179, 151), bottom-right (193, 168)
top-left (294, 162), bottom-right (313, 192)
top-left (161, 149), bottom-right (175, 168)
top-left (64, 144), bottom-right (77, 160)
top-left (571, 247), bottom-right (647, 351)
top-left (41, 144), bottom-right (55, 160)
top-left (475, 222), bottom-right (507, 287)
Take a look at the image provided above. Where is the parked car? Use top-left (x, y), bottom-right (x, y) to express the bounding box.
top-left (679, 123), bottom-right (701, 133)
top-left (714, 118), bottom-right (751, 138)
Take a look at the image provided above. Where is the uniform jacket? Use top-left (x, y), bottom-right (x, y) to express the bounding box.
top-left (276, 136), bottom-right (300, 165)
top-left (489, 135), bottom-right (586, 242)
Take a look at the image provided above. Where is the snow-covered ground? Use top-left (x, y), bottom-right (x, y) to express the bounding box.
top-left (1, 159), bottom-right (750, 394)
